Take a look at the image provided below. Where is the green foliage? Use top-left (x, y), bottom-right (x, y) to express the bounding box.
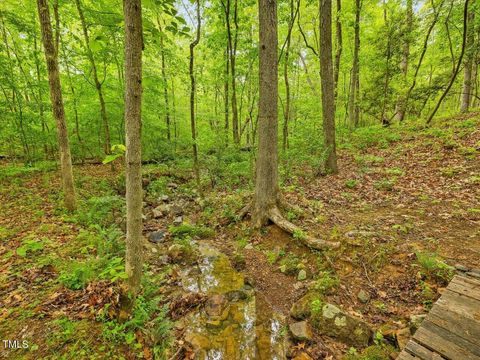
top-left (169, 223), bottom-right (214, 238)
top-left (16, 237), bottom-right (44, 257)
top-left (76, 196), bottom-right (125, 228)
top-left (278, 254), bottom-right (301, 275)
top-left (416, 251), bottom-right (454, 283)
top-left (102, 144), bottom-right (126, 164)
top-left (59, 261), bottom-right (96, 290)
top-left (345, 344), bottom-right (393, 360)
top-left (345, 179), bottom-right (358, 189)
top-left (292, 229), bottom-right (306, 240)
top-left (373, 178), bottom-right (396, 191)
top-left (312, 272), bottom-right (339, 294)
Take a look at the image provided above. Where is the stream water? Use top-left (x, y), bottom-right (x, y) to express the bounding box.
top-left (181, 245), bottom-right (287, 359)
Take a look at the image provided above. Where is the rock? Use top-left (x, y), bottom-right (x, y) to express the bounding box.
top-left (297, 269), bottom-right (307, 281)
top-left (170, 204), bottom-right (183, 216)
top-left (158, 255), bottom-right (170, 265)
top-left (409, 314), bottom-right (426, 333)
top-left (153, 204), bottom-right (169, 218)
top-left (204, 294), bottom-right (227, 318)
top-left (184, 332), bottom-right (210, 351)
top-left (244, 244), bottom-right (254, 250)
top-left (173, 216), bottom-right (183, 226)
top-left (148, 230), bottom-right (166, 244)
top-left (293, 352), bottom-right (314, 360)
top-left (357, 289), bottom-right (371, 303)
top-left (160, 195), bottom-right (170, 202)
top-left (167, 182), bottom-right (178, 189)
top-left (345, 230), bottom-right (376, 238)
top-left (395, 327), bottom-right (411, 349)
top-left (289, 321), bottom-right (313, 342)
top-left (312, 303), bottom-right (373, 347)
top-left (290, 291), bottom-right (318, 320)
top-left (454, 263), bottom-right (470, 272)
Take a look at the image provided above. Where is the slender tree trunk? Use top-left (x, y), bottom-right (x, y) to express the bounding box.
top-left (37, 0), bottom-right (76, 211)
top-left (348, 0), bottom-right (360, 128)
top-left (253, 0), bottom-right (279, 227)
top-left (394, 0), bottom-right (412, 122)
top-left (75, 0), bottom-right (111, 155)
top-left (320, 0), bottom-right (338, 174)
top-left (224, 44), bottom-right (229, 146)
top-left (427, 0), bottom-right (470, 124)
top-left (334, 0), bottom-right (342, 101)
top-left (283, 0), bottom-right (295, 152)
top-left (380, 1), bottom-right (391, 122)
top-left (460, 8), bottom-right (475, 112)
top-left (157, 16), bottom-right (171, 140)
top-left (190, 0), bottom-right (201, 187)
top-left (124, 0), bottom-right (143, 297)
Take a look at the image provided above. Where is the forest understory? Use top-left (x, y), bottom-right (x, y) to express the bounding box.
top-left (1, 115), bottom-right (479, 360)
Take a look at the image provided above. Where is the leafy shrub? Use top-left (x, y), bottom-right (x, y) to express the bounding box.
top-left (416, 251), bottom-right (454, 283)
top-left (16, 237), bottom-right (44, 257)
top-left (345, 179), bottom-right (358, 189)
top-left (312, 272), bottom-right (339, 294)
top-left (169, 223), bottom-right (214, 238)
top-left (76, 196), bottom-right (124, 228)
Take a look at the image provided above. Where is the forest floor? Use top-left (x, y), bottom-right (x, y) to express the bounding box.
top-left (0, 114), bottom-right (479, 360)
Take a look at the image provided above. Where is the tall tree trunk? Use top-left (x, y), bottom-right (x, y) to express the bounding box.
top-left (460, 8), bottom-right (475, 112)
top-left (124, 0), bottom-right (143, 297)
top-left (190, 0), bottom-right (201, 186)
top-left (282, 0), bottom-right (295, 152)
top-left (157, 16), bottom-right (171, 140)
top-left (37, 0), bottom-right (76, 211)
top-left (427, 0), bottom-right (470, 124)
top-left (253, 0), bottom-right (279, 227)
top-left (320, 0), bottom-right (338, 174)
top-left (224, 44), bottom-right (229, 146)
top-left (334, 0), bottom-right (342, 101)
top-left (348, 0), bottom-right (360, 128)
top-left (394, 0), bottom-right (412, 122)
top-left (75, 0), bottom-right (111, 155)
top-left (380, 0), bottom-right (391, 122)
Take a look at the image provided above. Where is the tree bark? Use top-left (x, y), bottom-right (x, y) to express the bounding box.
top-left (348, 0), bottom-right (360, 128)
top-left (320, 0), bottom-right (338, 174)
top-left (253, 0), bottom-right (279, 227)
top-left (75, 0), bottom-right (111, 155)
top-left (460, 8), bottom-right (475, 112)
top-left (124, 0), bottom-right (143, 296)
top-left (394, 0), bottom-right (413, 122)
top-left (190, 0), bottom-right (201, 186)
top-left (427, 0), bottom-right (470, 124)
top-left (334, 0), bottom-right (342, 101)
top-left (37, 0), bottom-right (76, 211)
top-left (157, 16), bottom-right (171, 140)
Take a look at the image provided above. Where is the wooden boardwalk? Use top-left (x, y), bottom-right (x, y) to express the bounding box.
top-left (398, 274), bottom-right (480, 360)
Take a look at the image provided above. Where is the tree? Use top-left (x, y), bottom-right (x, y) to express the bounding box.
top-left (37, 0), bottom-right (76, 211)
top-left (319, 0), bottom-right (338, 174)
top-left (394, 0), bottom-right (413, 122)
top-left (460, 6), bottom-right (475, 112)
top-left (251, 0), bottom-right (338, 250)
top-left (427, 0), bottom-right (470, 124)
top-left (348, 0), bottom-right (361, 128)
top-left (190, 0), bottom-right (201, 187)
top-left (124, 0), bottom-right (143, 297)
top-left (74, 0), bottom-right (111, 155)
top-left (334, 0), bottom-right (342, 101)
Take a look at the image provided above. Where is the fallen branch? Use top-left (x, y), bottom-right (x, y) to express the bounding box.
top-left (268, 206), bottom-right (340, 250)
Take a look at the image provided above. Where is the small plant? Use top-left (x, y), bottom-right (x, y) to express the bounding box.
top-left (385, 167), bottom-right (404, 176)
top-left (99, 257), bottom-right (128, 282)
top-left (345, 179), bottom-right (358, 189)
top-left (416, 251), bottom-right (454, 283)
top-left (59, 261), bottom-right (95, 290)
top-left (292, 229), bottom-right (306, 240)
top-left (440, 166), bottom-right (461, 178)
top-left (278, 254), bottom-right (301, 275)
top-left (373, 179), bottom-right (395, 191)
top-left (310, 298), bottom-right (324, 315)
top-left (312, 272), bottom-right (339, 294)
top-left (16, 237), bottom-right (44, 257)
top-left (169, 223), bottom-right (214, 238)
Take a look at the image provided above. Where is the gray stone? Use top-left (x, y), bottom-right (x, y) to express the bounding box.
top-left (290, 291), bottom-right (317, 320)
top-left (345, 230), bottom-right (376, 238)
top-left (170, 204), bottom-right (183, 216)
top-left (455, 263), bottom-right (470, 272)
top-left (160, 195), bottom-right (170, 202)
top-left (173, 216), bottom-right (183, 226)
top-left (153, 204), bottom-right (169, 218)
top-left (289, 321), bottom-right (313, 342)
top-left (311, 302), bottom-right (373, 347)
top-left (409, 314), bottom-right (426, 333)
top-left (167, 182), bottom-right (178, 189)
top-left (357, 289), bottom-right (371, 303)
top-left (244, 244), bottom-right (254, 250)
top-left (148, 230), bottom-right (166, 244)
top-left (297, 270), bottom-right (307, 281)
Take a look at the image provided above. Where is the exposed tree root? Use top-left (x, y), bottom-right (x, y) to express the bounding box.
top-left (268, 206), bottom-right (340, 250)
top-left (238, 201), bottom-right (252, 220)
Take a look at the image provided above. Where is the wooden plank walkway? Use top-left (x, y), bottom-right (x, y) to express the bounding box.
top-left (397, 274), bottom-right (480, 360)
